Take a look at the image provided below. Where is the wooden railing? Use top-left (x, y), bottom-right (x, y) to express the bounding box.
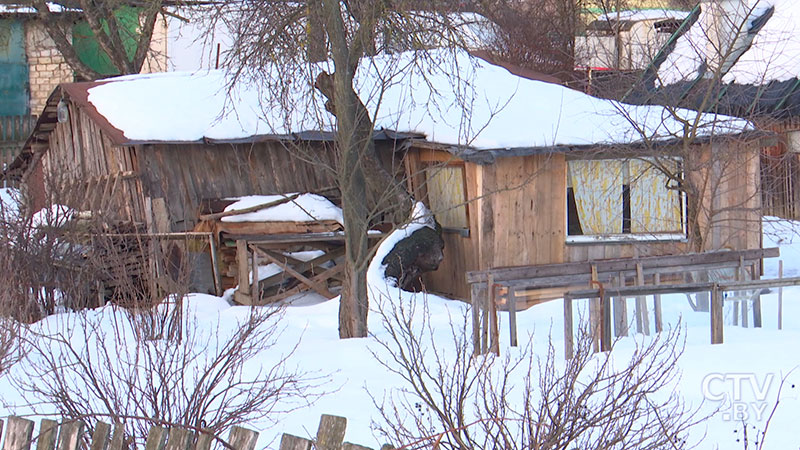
top-left (466, 247), bottom-right (797, 358)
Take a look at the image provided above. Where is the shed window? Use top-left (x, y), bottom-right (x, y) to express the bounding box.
top-left (424, 164), bottom-right (469, 230)
top-left (567, 158), bottom-right (684, 240)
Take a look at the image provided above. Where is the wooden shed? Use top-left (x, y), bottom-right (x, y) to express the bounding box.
top-left (406, 137), bottom-right (763, 299)
top-left (6, 49), bottom-right (766, 301)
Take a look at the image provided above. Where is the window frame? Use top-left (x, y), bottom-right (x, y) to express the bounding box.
top-left (565, 156), bottom-right (688, 244)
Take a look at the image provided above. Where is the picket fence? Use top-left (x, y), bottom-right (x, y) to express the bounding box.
top-left (0, 414), bottom-right (372, 450)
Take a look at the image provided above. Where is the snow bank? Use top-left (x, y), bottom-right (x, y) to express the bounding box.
top-left (221, 194), bottom-right (344, 224)
top-left (87, 48), bottom-right (751, 149)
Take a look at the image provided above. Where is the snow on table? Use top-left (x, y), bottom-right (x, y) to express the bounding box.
top-left (220, 193), bottom-right (344, 224)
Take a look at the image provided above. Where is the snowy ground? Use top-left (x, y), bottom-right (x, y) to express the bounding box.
top-left (0, 215), bottom-right (799, 449)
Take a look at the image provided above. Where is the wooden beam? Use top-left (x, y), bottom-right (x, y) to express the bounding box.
top-left (261, 264), bottom-right (343, 304)
top-left (711, 284), bottom-right (724, 345)
top-left (508, 286), bottom-right (518, 347)
top-left (199, 193), bottom-right (301, 221)
top-left (471, 283), bottom-right (481, 356)
top-left (257, 249), bottom-right (336, 299)
top-left (564, 296), bottom-right (574, 360)
top-left (488, 273), bottom-right (499, 356)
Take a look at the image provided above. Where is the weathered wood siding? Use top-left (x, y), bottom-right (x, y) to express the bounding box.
top-left (414, 141), bottom-right (761, 298)
top-left (138, 141), bottom-right (338, 232)
top-left (35, 103), bottom-right (144, 220)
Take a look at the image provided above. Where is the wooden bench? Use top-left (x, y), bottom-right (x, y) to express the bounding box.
top-left (466, 248), bottom-right (786, 357)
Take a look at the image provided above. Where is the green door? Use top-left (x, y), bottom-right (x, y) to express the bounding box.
top-left (0, 19), bottom-right (29, 116)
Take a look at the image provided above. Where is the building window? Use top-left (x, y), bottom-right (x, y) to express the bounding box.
top-left (424, 164), bottom-right (469, 231)
top-left (567, 158), bottom-right (685, 241)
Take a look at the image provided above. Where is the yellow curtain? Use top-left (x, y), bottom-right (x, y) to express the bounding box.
top-left (425, 165), bottom-right (468, 228)
top-left (569, 160), bottom-right (623, 235)
top-left (629, 159), bottom-right (682, 233)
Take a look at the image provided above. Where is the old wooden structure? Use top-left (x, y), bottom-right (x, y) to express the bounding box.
top-left (407, 134), bottom-right (763, 299)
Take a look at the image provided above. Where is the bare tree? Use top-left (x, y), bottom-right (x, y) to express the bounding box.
top-left (369, 293), bottom-right (706, 450)
top-left (207, 1), bottom-right (498, 338)
top-left (16, 0), bottom-right (166, 80)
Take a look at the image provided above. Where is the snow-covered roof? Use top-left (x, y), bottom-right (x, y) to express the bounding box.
top-left (0, 3), bottom-right (75, 14)
top-left (221, 194), bottom-right (344, 224)
top-left (597, 9), bottom-right (690, 22)
top-left (81, 48), bottom-right (749, 152)
top-left (658, 0), bottom-right (800, 86)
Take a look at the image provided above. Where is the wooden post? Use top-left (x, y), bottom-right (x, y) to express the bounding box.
top-left (589, 265), bottom-right (600, 353)
top-left (508, 286), bottom-right (518, 347)
top-left (488, 274), bottom-right (499, 356)
top-left (738, 256), bottom-right (747, 328)
top-left (228, 426), bottom-right (259, 450)
top-left (251, 246), bottom-right (259, 305)
top-left (89, 421), bottom-right (111, 450)
top-left (209, 234), bottom-right (223, 297)
top-left (315, 415), bottom-right (347, 450)
top-left (613, 273), bottom-right (628, 337)
top-left (165, 428), bottom-right (193, 450)
top-left (711, 284), bottom-right (724, 345)
top-left (279, 435), bottom-right (312, 450)
top-left (4, 417), bottom-right (33, 450)
top-left (57, 422), bottom-right (84, 450)
top-left (481, 284), bottom-right (489, 355)
top-left (235, 240), bottom-right (251, 305)
top-left (564, 295), bottom-right (574, 360)
top-left (470, 284), bottom-right (481, 356)
top-left (601, 292), bottom-right (612, 352)
top-left (635, 263), bottom-right (650, 336)
top-left (654, 273), bottom-right (663, 333)
top-left (779, 260), bottom-right (784, 330)
top-left (752, 262), bottom-right (762, 328)
top-left (342, 444), bottom-right (372, 450)
top-left (108, 424), bottom-right (125, 450)
top-left (36, 420), bottom-right (58, 450)
top-left (144, 426), bottom-right (168, 450)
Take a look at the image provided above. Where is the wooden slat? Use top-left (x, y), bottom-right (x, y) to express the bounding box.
top-left (488, 273), bottom-right (499, 355)
top-left (471, 283), bottom-right (481, 356)
top-left (227, 426), bottom-right (259, 450)
top-left (279, 435), bottom-right (312, 450)
top-left (711, 284), bottom-right (724, 345)
top-left (259, 264), bottom-right (343, 304)
top-left (563, 296), bottom-right (574, 359)
top-left (654, 273), bottom-right (663, 333)
top-left (508, 286), bottom-right (518, 347)
top-left (107, 424), bottom-right (125, 450)
top-left (88, 422), bottom-right (111, 450)
top-left (35, 420), bottom-right (58, 450)
top-left (56, 422), bottom-right (83, 450)
top-left (315, 415), bottom-right (346, 450)
top-left (164, 428), bottom-right (193, 450)
top-left (4, 417), bottom-right (34, 450)
top-left (144, 426), bottom-right (168, 450)
top-left (466, 248), bottom-right (780, 283)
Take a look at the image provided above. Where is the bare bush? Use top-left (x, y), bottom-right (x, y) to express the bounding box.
top-left (10, 302), bottom-right (322, 447)
top-left (370, 294), bottom-right (705, 450)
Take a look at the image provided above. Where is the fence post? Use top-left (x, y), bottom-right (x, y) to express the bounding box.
top-left (165, 428), bottom-right (193, 450)
top-left (279, 435), bottom-right (312, 450)
top-left (315, 415), bottom-right (347, 450)
top-left (36, 420), bottom-right (58, 450)
top-left (89, 421), bottom-right (111, 450)
top-left (144, 426), bottom-right (168, 450)
top-left (4, 417), bottom-right (34, 450)
top-left (470, 283), bottom-right (481, 356)
top-left (56, 421), bottom-right (84, 450)
top-left (563, 295), bottom-right (574, 360)
top-left (711, 284), bottom-right (724, 345)
top-left (228, 426), bottom-right (259, 450)
top-left (107, 424), bottom-right (125, 450)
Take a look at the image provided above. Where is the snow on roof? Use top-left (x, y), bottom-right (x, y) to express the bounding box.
top-left (221, 194), bottom-right (344, 224)
top-left (658, 0), bottom-right (800, 86)
top-left (85, 48), bottom-right (751, 151)
top-left (0, 3), bottom-right (74, 13)
top-left (597, 9), bottom-right (690, 22)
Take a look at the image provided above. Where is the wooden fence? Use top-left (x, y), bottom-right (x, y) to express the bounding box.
top-left (0, 115), bottom-right (35, 168)
top-left (0, 417), bottom-right (259, 450)
top-left (0, 414), bottom-right (374, 450)
top-left (467, 248), bottom-right (800, 358)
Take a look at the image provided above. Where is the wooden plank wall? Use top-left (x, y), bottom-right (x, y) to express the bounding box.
top-left (38, 104), bottom-right (144, 222)
top-left (138, 141), bottom-right (338, 232)
top-left (484, 154), bottom-right (567, 268)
